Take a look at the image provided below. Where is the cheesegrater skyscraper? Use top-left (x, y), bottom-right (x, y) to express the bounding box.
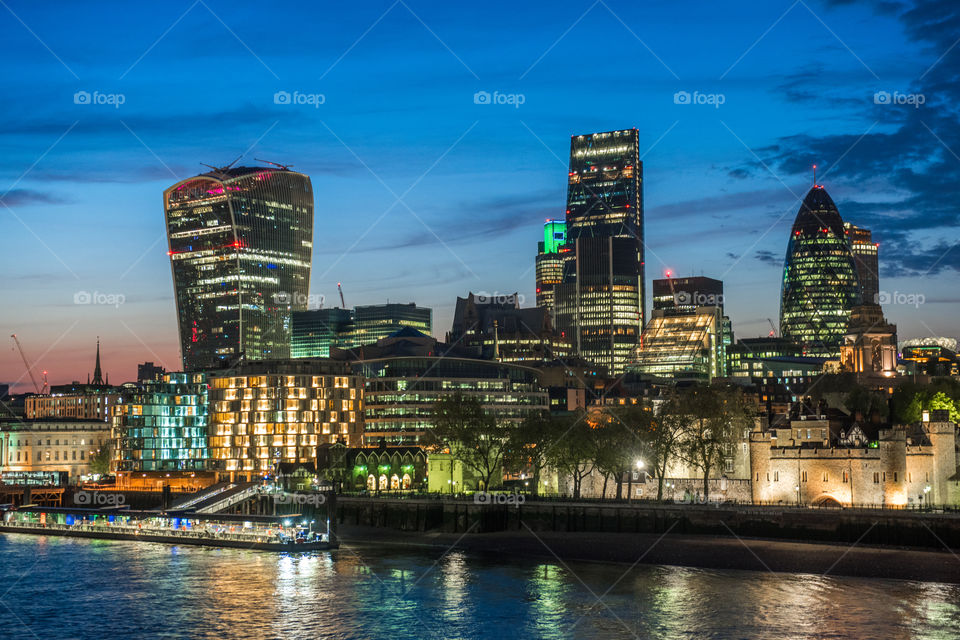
top-left (555, 130), bottom-right (644, 374)
top-left (164, 165), bottom-right (314, 371)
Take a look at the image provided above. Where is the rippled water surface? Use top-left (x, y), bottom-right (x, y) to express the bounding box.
top-left (1, 533), bottom-right (958, 639)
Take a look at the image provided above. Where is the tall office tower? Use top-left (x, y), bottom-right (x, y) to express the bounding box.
top-left (164, 165), bottom-right (313, 370)
top-left (780, 186), bottom-right (861, 358)
top-left (555, 129), bottom-right (643, 374)
top-left (535, 220), bottom-right (567, 313)
top-left (844, 222), bottom-right (879, 305)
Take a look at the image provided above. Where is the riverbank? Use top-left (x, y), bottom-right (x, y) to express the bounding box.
top-left (338, 524), bottom-right (960, 584)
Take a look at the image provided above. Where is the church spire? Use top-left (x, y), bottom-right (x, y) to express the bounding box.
top-left (92, 337), bottom-right (104, 386)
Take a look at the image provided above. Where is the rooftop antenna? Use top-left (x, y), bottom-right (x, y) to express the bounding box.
top-left (255, 159), bottom-right (294, 171)
top-left (813, 164), bottom-right (817, 187)
top-left (200, 156), bottom-right (243, 178)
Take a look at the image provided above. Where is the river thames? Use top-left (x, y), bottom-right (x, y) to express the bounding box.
top-left (1, 534), bottom-right (958, 639)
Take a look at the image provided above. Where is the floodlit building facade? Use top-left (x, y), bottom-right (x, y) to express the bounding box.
top-left (164, 166), bottom-right (314, 370)
top-left (555, 130), bottom-right (644, 375)
top-left (206, 360), bottom-right (364, 481)
top-left (0, 420), bottom-right (111, 482)
top-left (780, 186), bottom-right (861, 357)
top-left (750, 410), bottom-right (960, 508)
top-left (112, 373), bottom-right (210, 473)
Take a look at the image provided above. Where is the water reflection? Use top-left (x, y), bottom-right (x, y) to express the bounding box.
top-left (1, 534), bottom-right (958, 640)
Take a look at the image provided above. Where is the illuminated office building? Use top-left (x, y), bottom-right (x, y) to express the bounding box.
top-left (634, 306), bottom-right (726, 381)
top-left (206, 360), bottom-right (364, 481)
top-left (535, 220), bottom-right (566, 313)
top-left (844, 222), bottom-right (880, 305)
top-left (164, 165), bottom-right (314, 371)
top-left (112, 372), bottom-right (210, 473)
top-left (331, 330), bottom-right (548, 445)
top-left (779, 186), bottom-right (860, 358)
top-left (291, 303), bottom-right (432, 358)
top-left (291, 308), bottom-right (354, 358)
top-left (555, 130), bottom-right (643, 374)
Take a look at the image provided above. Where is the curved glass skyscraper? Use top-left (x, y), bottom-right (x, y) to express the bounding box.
top-left (164, 167), bottom-right (313, 370)
top-left (779, 186), bottom-right (860, 357)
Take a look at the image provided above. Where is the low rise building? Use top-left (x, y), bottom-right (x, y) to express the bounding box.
top-left (0, 419), bottom-right (111, 482)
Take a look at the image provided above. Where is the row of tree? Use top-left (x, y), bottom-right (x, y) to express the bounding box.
top-left (430, 383), bottom-right (755, 501)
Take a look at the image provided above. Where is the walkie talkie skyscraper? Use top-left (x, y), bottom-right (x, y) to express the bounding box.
top-left (164, 165), bottom-right (314, 371)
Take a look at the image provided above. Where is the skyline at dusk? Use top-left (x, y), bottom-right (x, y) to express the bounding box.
top-left (3, 0), bottom-right (958, 389)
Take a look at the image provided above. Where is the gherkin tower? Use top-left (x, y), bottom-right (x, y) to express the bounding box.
top-left (779, 186), bottom-right (861, 357)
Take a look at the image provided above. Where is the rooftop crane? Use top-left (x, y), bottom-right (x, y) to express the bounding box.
top-left (767, 319), bottom-right (778, 338)
top-left (10, 334), bottom-right (41, 394)
top-left (337, 282), bottom-right (346, 309)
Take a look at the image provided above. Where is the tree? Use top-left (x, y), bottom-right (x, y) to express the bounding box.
top-left (601, 405), bottom-right (657, 500)
top-left (891, 379), bottom-right (960, 424)
top-left (929, 391), bottom-right (960, 422)
top-left (674, 384), bottom-right (754, 502)
top-left (845, 385), bottom-right (889, 421)
top-left (636, 401), bottom-right (685, 501)
top-left (544, 411), bottom-right (595, 499)
top-left (505, 412), bottom-right (561, 496)
top-left (89, 442), bottom-right (113, 476)
top-left (432, 393), bottom-right (511, 491)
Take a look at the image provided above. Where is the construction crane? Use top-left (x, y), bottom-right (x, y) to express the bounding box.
top-left (337, 283), bottom-right (346, 309)
top-left (767, 319), bottom-right (778, 338)
top-left (10, 334), bottom-right (41, 394)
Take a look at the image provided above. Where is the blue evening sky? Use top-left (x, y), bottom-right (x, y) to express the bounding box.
top-left (1, 0), bottom-right (958, 388)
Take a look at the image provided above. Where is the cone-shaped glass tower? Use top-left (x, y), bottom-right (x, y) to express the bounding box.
top-left (779, 185), bottom-right (860, 357)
